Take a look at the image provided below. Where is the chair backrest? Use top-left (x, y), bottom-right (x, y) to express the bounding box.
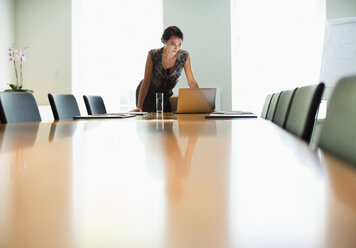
top-left (318, 76), bottom-right (356, 165)
top-left (169, 96), bottom-right (178, 112)
top-left (272, 88), bottom-right (298, 128)
top-left (83, 95), bottom-right (107, 115)
top-left (285, 83), bottom-right (324, 143)
top-left (0, 92), bottom-right (41, 123)
top-left (261, 94), bottom-right (272, 119)
top-left (48, 93), bottom-right (80, 120)
top-left (266, 92), bottom-right (281, 121)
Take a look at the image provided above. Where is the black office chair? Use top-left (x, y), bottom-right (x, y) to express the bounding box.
top-left (285, 83), bottom-right (324, 143)
top-left (318, 77), bottom-right (356, 165)
top-left (0, 92), bottom-right (41, 123)
top-left (83, 95), bottom-right (107, 115)
top-left (272, 88), bottom-right (298, 128)
top-left (265, 92), bottom-right (281, 121)
top-left (48, 93), bottom-right (80, 120)
top-left (261, 94), bottom-right (272, 119)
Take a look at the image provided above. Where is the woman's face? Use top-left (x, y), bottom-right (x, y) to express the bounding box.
top-left (164, 36), bottom-right (182, 54)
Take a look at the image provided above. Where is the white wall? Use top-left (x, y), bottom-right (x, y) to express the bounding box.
top-left (327, 0), bottom-right (356, 19)
top-left (0, 0), bottom-right (15, 91)
top-left (163, 0), bottom-right (232, 110)
top-left (15, 0), bottom-right (71, 105)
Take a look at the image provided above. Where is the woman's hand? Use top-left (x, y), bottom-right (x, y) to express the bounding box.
top-left (130, 108), bottom-right (143, 112)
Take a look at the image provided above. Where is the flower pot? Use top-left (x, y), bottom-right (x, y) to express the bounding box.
top-left (4, 89), bottom-right (34, 93)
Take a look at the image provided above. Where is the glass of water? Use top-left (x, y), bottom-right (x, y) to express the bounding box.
top-left (156, 93), bottom-right (164, 114)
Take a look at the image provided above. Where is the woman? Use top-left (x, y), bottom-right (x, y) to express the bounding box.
top-left (132, 26), bottom-right (199, 112)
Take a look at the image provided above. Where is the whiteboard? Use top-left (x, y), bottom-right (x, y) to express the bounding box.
top-left (320, 17), bottom-right (356, 97)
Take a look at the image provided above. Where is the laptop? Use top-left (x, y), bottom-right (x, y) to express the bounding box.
top-left (176, 88), bottom-right (216, 114)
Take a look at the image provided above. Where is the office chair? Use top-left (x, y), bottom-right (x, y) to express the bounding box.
top-left (48, 93), bottom-right (80, 120)
top-left (83, 95), bottom-right (107, 115)
top-left (266, 92), bottom-right (281, 121)
top-left (285, 83), bottom-right (324, 143)
top-left (272, 88), bottom-right (298, 128)
top-left (261, 94), bottom-right (272, 119)
top-left (0, 92), bottom-right (41, 123)
top-left (318, 76), bottom-right (356, 165)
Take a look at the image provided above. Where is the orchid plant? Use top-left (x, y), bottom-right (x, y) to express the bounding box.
top-left (8, 45), bottom-right (28, 90)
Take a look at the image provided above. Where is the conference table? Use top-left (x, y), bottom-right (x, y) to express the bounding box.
top-left (0, 113), bottom-right (355, 248)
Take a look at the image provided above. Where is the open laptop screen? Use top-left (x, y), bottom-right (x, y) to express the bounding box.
top-left (176, 88), bottom-right (216, 114)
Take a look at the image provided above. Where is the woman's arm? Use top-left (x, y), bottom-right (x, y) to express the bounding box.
top-left (131, 53), bottom-right (153, 112)
top-left (184, 55), bottom-right (199, 88)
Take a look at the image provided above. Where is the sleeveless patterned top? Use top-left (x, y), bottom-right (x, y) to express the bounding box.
top-left (147, 47), bottom-right (189, 97)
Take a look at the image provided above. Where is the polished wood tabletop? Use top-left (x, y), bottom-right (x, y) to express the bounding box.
top-left (0, 113), bottom-right (355, 248)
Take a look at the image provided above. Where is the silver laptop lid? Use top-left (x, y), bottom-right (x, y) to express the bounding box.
top-left (176, 88), bottom-right (216, 113)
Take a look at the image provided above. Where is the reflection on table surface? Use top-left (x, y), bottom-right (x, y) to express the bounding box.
top-left (0, 113), bottom-right (356, 248)
top-left (48, 121), bottom-right (78, 142)
top-left (0, 123), bottom-right (39, 153)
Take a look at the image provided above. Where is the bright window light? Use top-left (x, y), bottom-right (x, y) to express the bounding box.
top-left (231, 0), bottom-right (326, 114)
top-left (72, 0), bottom-right (163, 112)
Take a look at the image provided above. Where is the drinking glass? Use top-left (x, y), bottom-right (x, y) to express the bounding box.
top-left (156, 93), bottom-right (164, 114)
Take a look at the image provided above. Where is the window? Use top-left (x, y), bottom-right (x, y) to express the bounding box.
top-left (231, 0), bottom-right (326, 114)
top-left (72, 0), bottom-right (163, 112)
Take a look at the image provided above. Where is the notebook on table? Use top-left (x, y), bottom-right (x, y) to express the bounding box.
top-left (175, 88), bottom-right (216, 114)
top-left (205, 111), bottom-right (257, 119)
top-left (122, 112), bottom-right (150, 115)
top-left (73, 113), bottom-right (136, 120)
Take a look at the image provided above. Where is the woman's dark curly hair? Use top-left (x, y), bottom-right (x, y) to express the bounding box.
top-left (161, 26), bottom-right (184, 43)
